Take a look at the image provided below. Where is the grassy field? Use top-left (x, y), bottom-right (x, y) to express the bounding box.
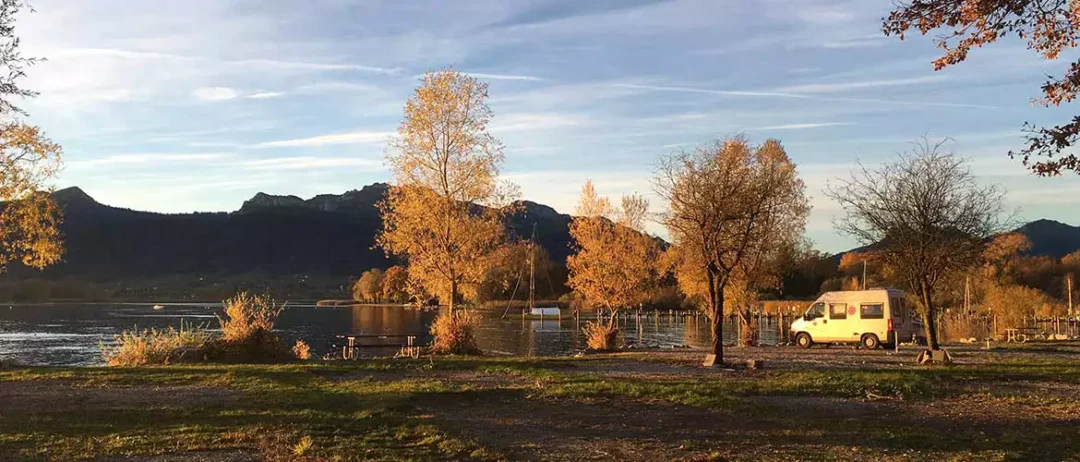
top-left (1, 343), bottom-right (1079, 461)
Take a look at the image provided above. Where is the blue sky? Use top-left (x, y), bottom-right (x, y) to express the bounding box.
top-left (17, 0), bottom-right (1080, 252)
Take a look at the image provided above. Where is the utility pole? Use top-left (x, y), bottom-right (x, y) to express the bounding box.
top-left (862, 260), bottom-right (867, 290)
top-left (1068, 274), bottom-right (1074, 316)
top-left (528, 224), bottom-right (536, 311)
top-left (964, 276), bottom-right (970, 312)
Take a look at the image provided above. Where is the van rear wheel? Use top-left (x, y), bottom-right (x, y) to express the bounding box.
top-left (861, 334), bottom-right (880, 350)
top-left (795, 333), bottom-right (813, 349)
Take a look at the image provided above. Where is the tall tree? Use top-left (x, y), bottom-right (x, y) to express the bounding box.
top-left (353, 268), bottom-right (384, 302)
top-left (0, 0), bottom-right (38, 115)
top-left (883, 0), bottom-right (1080, 175)
top-left (655, 136), bottom-right (809, 366)
top-left (378, 69), bottom-right (514, 314)
top-left (380, 265), bottom-right (409, 303)
top-left (0, 1), bottom-right (62, 273)
top-left (827, 138), bottom-right (1005, 350)
top-left (1, 124), bottom-right (62, 272)
top-left (566, 181), bottom-right (659, 320)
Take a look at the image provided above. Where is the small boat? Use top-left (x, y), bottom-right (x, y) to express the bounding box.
top-left (523, 306), bottom-right (562, 320)
top-left (515, 224), bottom-right (568, 321)
top-left (152, 304), bottom-right (165, 310)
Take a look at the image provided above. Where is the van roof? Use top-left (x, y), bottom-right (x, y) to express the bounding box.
top-left (819, 288), bottom-right (906, 297)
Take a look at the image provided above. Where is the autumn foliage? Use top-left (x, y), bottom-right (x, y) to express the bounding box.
top-left (429, 310), bottom-right (481, 355)
top-left (0, 123), bottom-right (64, 272)
top-left (656, 136), bottom-right (809, 363)
top-left (378, 69), bottom-right (515, 315)
top-left (884, 0), bottom-right (1080, 175)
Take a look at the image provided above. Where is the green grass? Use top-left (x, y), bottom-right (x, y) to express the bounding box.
top-left (1, 353), bottom-right (1078, 461)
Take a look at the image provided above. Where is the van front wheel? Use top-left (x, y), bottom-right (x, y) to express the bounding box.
top-left (861, 334), bottom-right (880, 350)
top-left (795, 333), bottom-right (813, 349)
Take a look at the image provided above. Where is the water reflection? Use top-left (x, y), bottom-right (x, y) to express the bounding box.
top-left (0, 303), bottom-right (728, 366)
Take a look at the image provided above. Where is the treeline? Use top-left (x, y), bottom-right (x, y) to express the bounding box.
top-left (348, 241), bottom-right (835, 309)
top-left (841, 233), bottom-right (1079, 329)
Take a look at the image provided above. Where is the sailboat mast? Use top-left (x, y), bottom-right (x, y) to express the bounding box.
top-left (528, 224), bottom-right (536, 310)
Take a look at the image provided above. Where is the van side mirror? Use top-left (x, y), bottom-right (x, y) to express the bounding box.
top-left (804, 313), bottom-right (814, 321)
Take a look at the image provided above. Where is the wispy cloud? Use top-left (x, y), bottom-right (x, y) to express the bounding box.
top-left (248, 91), bottom-right (285, 99)
top-left (484, 0), bottom-right (674, 29)
top-left (756, 122), bottom-right (857, 131)
top-left (821, 35), bottom-right (891, 49)
top-left (254, 131), bottom-right (394, 148)
top-left (492, 113), bottom-right (588, 132)
top-left (51, 48), bottom-right (402, 75)
top-left (616, 82), bottom-right (998, 109)
top-left (777, 76), bottom-right (946, 94)
top-left (71, 152), bottom-right (231, 167)
top-left (238, 156), bottom-right (384, 171)
top-left (466, 72), bottom-right (546, 82)
top-left (193, 87), bottom-right (238, 101)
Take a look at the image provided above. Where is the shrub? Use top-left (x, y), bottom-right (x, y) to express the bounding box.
top-left (583, 320), bottom-right (620, 351)
top-left (101, 321), bottom-right (211, 366)
top-left (219, 292), bottom-right (284, 341)
top-left (430, 311), bottom-right (481, 355)
top-left (209, 292), bottom-right (292, 363)
top-left (292, 340), bottom-right (312, 360)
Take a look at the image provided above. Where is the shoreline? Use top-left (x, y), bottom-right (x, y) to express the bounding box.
top-left (2, 345), bottom-right (1077, 460)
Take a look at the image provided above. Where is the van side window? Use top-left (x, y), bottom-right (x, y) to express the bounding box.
top-left (889, 298), bottom-right (903, 318)
top-left (829, 303), bottom-right (847, 320)
top-left (861, 303), bottom-right (884, 319)
top-left (808, 303), bottom-right (825, 318)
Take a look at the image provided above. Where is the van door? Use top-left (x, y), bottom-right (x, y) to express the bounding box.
top-left (827, 302), bottom-right (851, 342)
top-left (888, 296), bottom-right (903, 341)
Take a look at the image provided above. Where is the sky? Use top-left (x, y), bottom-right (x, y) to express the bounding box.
top-left (16, 0), bottom-right (1080, 253)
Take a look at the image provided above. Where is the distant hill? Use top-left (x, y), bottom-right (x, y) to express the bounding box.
top-left (1011, 219), bottom-right (1080, 259)
top-left (6, 185), bottom-right (1078, 284)
top-left (832, 218), bottom-right (1080, 261)
top-left (3, 184), bottom-right (575, 282)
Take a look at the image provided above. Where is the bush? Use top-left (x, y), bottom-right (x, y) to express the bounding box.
top-left (430, 311), bottom-right (481, 355)
top-left (209, 292), bottom-right (293, 363)
top-left (583, 320), bottom-right (620, 351)
top-left (292, 340), bottom-right (312, 360)
top-left (101, 322), bottom-right (211, 366)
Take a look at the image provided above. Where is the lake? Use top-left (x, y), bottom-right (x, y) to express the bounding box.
top-left (0, 303), bottom-right (742, 366)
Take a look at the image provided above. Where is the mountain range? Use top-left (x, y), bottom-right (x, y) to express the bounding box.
top-left (4, 185), bottom-right (1079, 282)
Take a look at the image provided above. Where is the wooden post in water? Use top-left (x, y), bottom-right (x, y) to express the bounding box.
top-left (779, 313), bottom-right (785, 344)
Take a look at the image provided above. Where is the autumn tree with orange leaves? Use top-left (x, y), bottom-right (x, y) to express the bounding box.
top-left (567, 181), bottom-right (660, 319)
top-left (378, 69), bottom-right (515, 315)
top-left (0, 1), bottom-right (63, 273)
top-left (567, 181), bottom-right (659, 351)
top-left (884, 0), bottom-right (1080, 175)
top-left (656, 136), bottom-right (809, 366)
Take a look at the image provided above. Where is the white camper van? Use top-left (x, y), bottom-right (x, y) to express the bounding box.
top-left (789, 289), bottom-right (918, 349)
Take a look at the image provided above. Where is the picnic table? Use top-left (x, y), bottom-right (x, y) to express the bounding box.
top-left (336, 334), bottom-right (420, 359)
top-left (1004, 327), bottom-right (1045, 343)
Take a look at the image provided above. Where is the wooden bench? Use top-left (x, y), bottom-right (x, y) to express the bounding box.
top-left (336, 334), bottom-right (420, 359)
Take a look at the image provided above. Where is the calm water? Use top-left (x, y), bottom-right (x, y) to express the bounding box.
top-left (0, 303), bottom-right (730, 366)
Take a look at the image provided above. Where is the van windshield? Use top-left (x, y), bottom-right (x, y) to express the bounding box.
top-left (807, 302), bottom-right (825, 318)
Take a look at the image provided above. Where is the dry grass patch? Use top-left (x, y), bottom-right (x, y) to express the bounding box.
top-left (101, 322), bottom-right (212, 367)
top-left (583, 319), bottom-right (620, 351)
top-left (430, 311), bottom-right (481, 355)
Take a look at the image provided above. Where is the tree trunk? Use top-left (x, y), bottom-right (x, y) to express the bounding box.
top-left (704, 271), bottom-right (724, 366)
top-left (448, 279), bottom-right (457, 316)
top-left (920, 283), bottom-right (939, 350)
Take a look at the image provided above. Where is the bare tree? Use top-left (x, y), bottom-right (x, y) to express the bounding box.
top-left (655, 136), bottom-right (809, 366)
top-left (826, 138), bottom-right (1006, 350)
